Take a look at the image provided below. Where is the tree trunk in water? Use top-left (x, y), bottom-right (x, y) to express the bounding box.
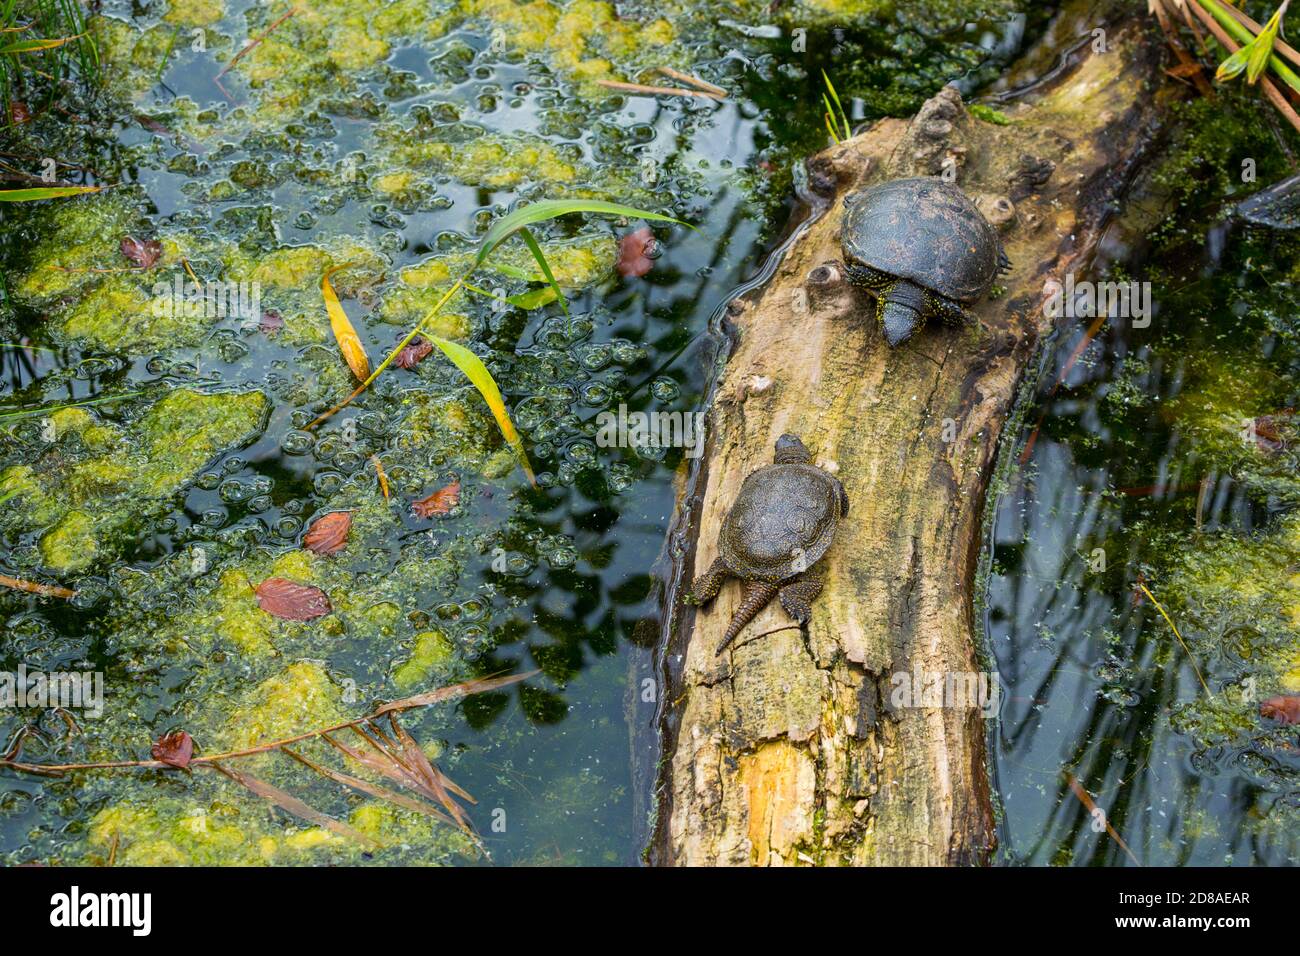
top-left (652, 16), bottom-right (1164, 866)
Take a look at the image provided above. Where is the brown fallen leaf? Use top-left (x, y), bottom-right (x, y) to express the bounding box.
top-left (374, 669), bottom-right (539, 715)
top-left (1065, 772), bottom-right (1140, 866)
top-left (120, 236), bottom-right (163, 269)
top-left (302, 511), bottom-right (352, 556)
top-left (151, 730), bottom-right (194, 770)
top-left (376, 717), bottom-right (471, 828)
top-left (282, 746), bottom-right (459, 827)
top-left (210, 761), bottom-right (378, 848)
top-left (9, 101), bottom-right (30, 125)
top-left (1261, 696), bottom-right (1300, 725)
top-left (616, 226), bottom-right (656, 278)
top-left (393, 337), bottom-right (433, 369)
top-left (255, 577), bottom-right (332, 621)
top-left (412, 479), bottom-right (460, 519)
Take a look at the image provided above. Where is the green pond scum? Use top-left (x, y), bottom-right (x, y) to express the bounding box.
top-left (0, 0), bottom-right (1297, 877)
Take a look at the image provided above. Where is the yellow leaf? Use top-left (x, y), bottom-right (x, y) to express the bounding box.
top-left (428, 335), bottom-right (536, 487)
top-left (322, 265), bottom-right (370, 382)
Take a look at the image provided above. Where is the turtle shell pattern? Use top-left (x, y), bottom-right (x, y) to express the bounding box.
top-left (842, 177), bottom-right (1001, 304)
top-left (719, 462), bottom-right (841, 580)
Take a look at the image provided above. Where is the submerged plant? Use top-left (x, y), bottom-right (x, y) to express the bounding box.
top-left (309, 199), bottom-right (691, 487)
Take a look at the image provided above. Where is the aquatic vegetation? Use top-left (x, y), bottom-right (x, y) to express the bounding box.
top-left (0, 388), bottom-right (268, 573)
top-left (0, 0), bottom-right (99, 116)
top-left (0, 185), bottom-right (100, 201)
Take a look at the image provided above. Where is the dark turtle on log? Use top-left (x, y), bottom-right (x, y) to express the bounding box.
top-left (692, 434), bottom-right (848, 656)
top-left (841, 176), bottom-right (1009, 346)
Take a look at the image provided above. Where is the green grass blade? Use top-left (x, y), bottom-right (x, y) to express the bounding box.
top-left (0, 34), bottom-right (82, 54)
top-left (0, 388), bottom-right (150, 422)
top-left (309, 200), bottom-right (692, 429)
top-left (518, 226), bottom-right (568, 317)
top-left (463, 281), bottom-right (557, 310)
top-left (0, 185), bottom-right (99, 201)
top-left (427, 336), bottom-right (536, 486)
top-left (821, 93), bottom-right (841, 144)
top-left (821, 69), bottom-right (851, 140)
top-left (489, 262), bottom-right (535, 282)
top-left (154, 25), bottom-right (180, 86)
top-left (474, 199), bottom-right (689, 269)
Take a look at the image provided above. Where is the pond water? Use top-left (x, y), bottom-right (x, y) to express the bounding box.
top-left (1, 0), bottom-right (1295, 867)
top-left (988, 101), bottom-right (1300, 865)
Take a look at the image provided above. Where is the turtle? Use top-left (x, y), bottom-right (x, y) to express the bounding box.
top-left (840, 176), bottom-right (1009, 347)
top-left (692, 434), bottom-right (848, 656)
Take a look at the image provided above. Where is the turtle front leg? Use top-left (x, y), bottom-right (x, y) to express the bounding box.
top-left (778, 568), bottom-right (824, 626)
top-left (691, 556), bottom-right (729, 606)
top-left (926, 290), bottom-right (970, 327)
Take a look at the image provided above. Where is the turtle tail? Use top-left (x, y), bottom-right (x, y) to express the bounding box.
top-left (715, 581), bottom-right (780, 656)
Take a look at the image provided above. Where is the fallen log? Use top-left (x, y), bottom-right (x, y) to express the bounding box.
top-left (651, 14), bottom-right (1164, 866)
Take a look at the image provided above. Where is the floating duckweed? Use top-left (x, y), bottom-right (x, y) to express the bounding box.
top-left (649, 376), bottom-right (681, 401)
top-left (393, 629), bottom-right (458, 689)
top-left (1, 390), bottom-right (268, 575)
top-left (163, 0), bottom-right (226, 27)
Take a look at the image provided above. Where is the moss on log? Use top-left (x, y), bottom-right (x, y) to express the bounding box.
top-left (652, 16), bottom-right (1164, 866)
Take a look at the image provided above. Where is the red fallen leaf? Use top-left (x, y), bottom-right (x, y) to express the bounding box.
top-left (120, 236), bottom-right (163, 269)
top-left (255, 577), bottom-right (332, 621)
top-left (1261, 696), bottom-right (1300, 725)
top-left (259, 309), bottom-right (284, 334)
top-left (412, 479), bottom-right (460, 519)
top-left (394, 337), bottom-right (433, 369)
top-left (1131, 571), bottom-right (1146, 608)
top-left (151, 730), bottom-right (194, 769)
top-left (616, 226), bottom-right (656, 279)
top-left (1253, 410), bottom-right (1293, 454)
top-left (9, 101), bottom-right (30, 125)
top-left (302, 510), bottom-right (352, 556)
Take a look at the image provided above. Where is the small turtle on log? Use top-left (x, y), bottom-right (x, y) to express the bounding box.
top-left (692, 434), bottom-right (848, 656)
top-left (841, 176), bottom-right (1009, 346)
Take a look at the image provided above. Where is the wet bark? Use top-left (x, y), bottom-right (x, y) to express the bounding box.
top-left (651, 16), bottom-right (1165, 866)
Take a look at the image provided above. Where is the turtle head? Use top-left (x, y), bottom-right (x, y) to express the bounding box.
top-left (880, 300), bottom-right (920, 346)
top-left (774, 433), bottom-right (811, 464)
top-left (877, 278), bottom-right (926, 347)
